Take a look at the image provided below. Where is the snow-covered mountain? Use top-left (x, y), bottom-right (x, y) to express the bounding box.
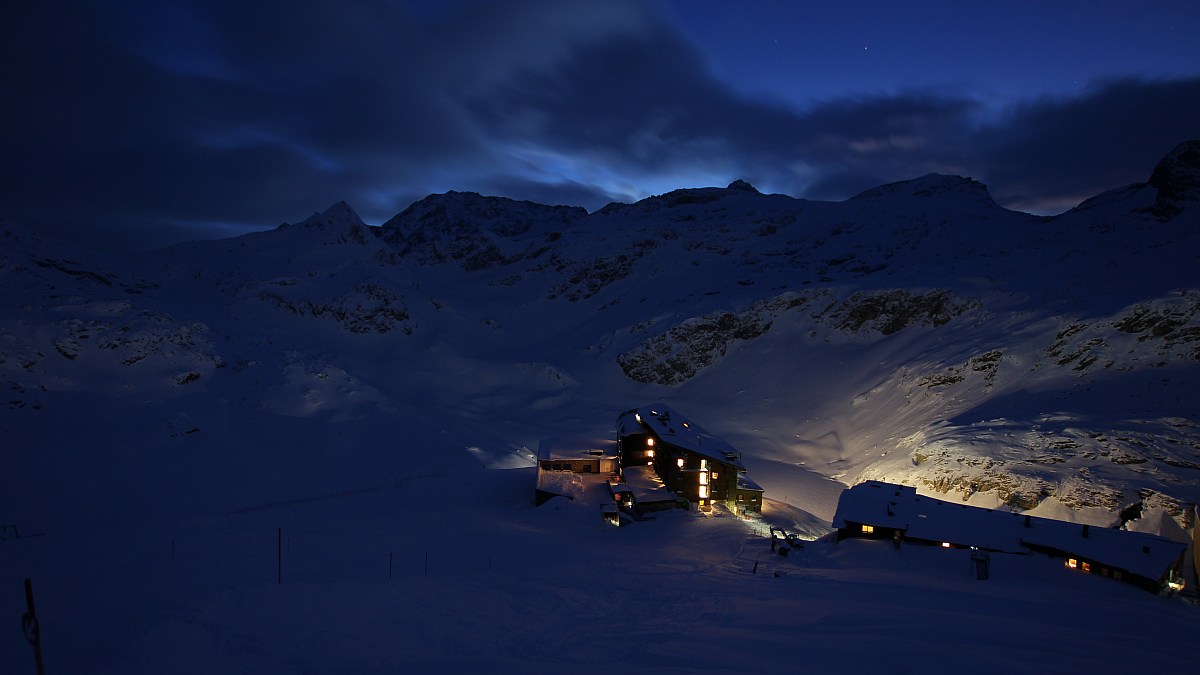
top-left (6, 140), bottom-right (1197, 526)
top-left (2, 141), bottom-right (1198, 671)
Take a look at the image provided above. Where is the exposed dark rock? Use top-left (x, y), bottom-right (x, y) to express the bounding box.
top-left (617, 291), bottom-right (825, 385)
top-left (823, 289), bottom-right (978, 335)
top-left (1147, 139), bottom-right (1200, 216)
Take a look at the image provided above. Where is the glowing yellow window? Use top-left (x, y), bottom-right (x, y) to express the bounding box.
top-left (712, 472), bottom-right (719, 480)
top-left (646, 437), bottom-right (655, 447)
top-left (646, 449), bottom-right (655, 458)
top-left (1066, 558), bottom-right (1078, 569)
top-left (698, 472), bottom-right (709, 485)
top-left (861, 524), bottom-right (874, 534)
top-left (1081, 562), bottom-right (1091, 573)
top-left (676, 458), bottom-right (685, 468)
top-left (698, 485), bottom-right (709, 499)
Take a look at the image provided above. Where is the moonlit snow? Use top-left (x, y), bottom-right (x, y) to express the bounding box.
top-left (3, 143), bottom-right (1199, 671)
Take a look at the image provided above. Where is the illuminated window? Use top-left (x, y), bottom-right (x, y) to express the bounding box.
top-left (646, 449), bottom-right (655, 458)
top-left (941, 542), bottom-right (952, 548)
top-left (861, 524), bottom-right (874, 534)
top-left (676, 458), bottom-right (685, 468)
top-left (698, 472), bottom-right (709, 485)
top-left (699, 485), bottom-right (709, 499)
top-left (646, 437), bottom-right (655, 447)
top-left (682, 422), bottom-right (690, 428)
top-left (700, 459), bottom-right (708, 470)
top-left (1066, 558), bottom-right (1078, 569)
top-left (1081, 562), bottom-right (1091, 573)
top-left (712, 472), bottom-right (719, 480)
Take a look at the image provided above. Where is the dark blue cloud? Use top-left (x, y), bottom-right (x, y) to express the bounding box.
top-left (2, 0), bottom-right (1197, 250)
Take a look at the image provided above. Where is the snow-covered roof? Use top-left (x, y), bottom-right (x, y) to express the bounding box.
top-left (834, 481), bottom-right (1187, 581)
top-left (622, 465), bottom-right (680, 504)
top-left (737, 475), bottom-right (764, 492)
top-left (616, 403), bottom-right (746, 469)
top-left (537, 436), bottom-right (618, 462)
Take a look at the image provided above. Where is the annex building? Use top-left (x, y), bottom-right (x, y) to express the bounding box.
top-left (833, 480), bottom-right (1189, 593)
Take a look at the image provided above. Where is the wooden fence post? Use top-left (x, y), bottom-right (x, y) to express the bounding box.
top-left (23, 579), bottom-right (46, 675)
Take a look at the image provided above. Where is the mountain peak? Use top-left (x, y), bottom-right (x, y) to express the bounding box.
top-left (850, 173), bottom-right (995, 205)
top-left (1148, 139), bottom-right (1200, 203)
top-left (726, 179), bottom-right (759, 193)
top-left (284, 201), bottom-right (367, 230)
top-left (379, 190), bottom-right (586, 270)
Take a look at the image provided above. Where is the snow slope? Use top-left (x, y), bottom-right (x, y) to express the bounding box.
top-left (2, 141), bottom-right (1199, 671)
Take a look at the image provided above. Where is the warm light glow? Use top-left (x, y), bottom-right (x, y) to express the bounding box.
top-left (861, 524), bottom-right (874, 534)
top-left (700, 459), bottom-right (708, 470)
top-left (698, 472), bottom-right (709, 485)
top-left (1168, 580), bottom-right (1186, 591)
top-left (1081, 562), bottom-right (1091, 573)
top-left (1066, 558), bottom-right (1078, 569)
top-left (646, 449), bottom-right (655, 458)
top-left (712, 472), bottom-right (718, 479)
top-left (682, 422), bottom-right (690, 428)
top-left (646, 437), bottom-right (655, 447)
top-left (676, 458), bottom-right (685, 468)
top-left (941, 542), bottom-right (951, 548)
top-left (635, 413), bottom-right (642, 423)
top-left (699, 485), bottom-right (709, 499)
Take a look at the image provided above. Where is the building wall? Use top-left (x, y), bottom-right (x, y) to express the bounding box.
top-left (618, 422), bottom-right (763, 512)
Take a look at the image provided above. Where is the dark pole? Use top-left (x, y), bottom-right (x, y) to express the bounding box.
top-left (277, 528), bottom-right (282, 584)
top-left (23, 579), bottom-right (46, 675)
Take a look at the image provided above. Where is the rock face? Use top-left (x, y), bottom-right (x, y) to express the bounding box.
top-left (824, 289), bottom-right (979, 336)
top-left (851, 173), bottom-right (998, 208)
top-left (379, 191), bottom-right (586, 270)
top-left (618, 291), bottom-right (824, 385)
top-left (618, 289), bottom-right (977, 385)
top-left (1148, 139), bottom-right (1200, 208)
top-left (257, 282), bottom-right (412, 334)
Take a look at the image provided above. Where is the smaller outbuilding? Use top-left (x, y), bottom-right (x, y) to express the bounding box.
top-left (535, 437), bottom-right (620, 506)
top-left (833, 480), bottom-right (1189, 593)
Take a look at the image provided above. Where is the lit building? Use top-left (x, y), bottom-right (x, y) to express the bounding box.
top-left (833, 480), bottom-right (1189, 594)
top-left (615, 404), bottom-right (764, 514)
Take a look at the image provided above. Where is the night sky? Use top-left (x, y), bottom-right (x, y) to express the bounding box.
top-left (4, 1), bottom-right (1199, 249)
